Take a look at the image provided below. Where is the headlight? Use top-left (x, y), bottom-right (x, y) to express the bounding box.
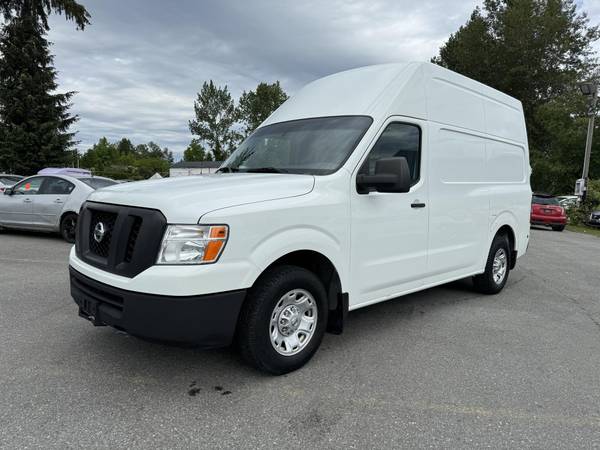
top-left (157, 225), bottom-right (228, 265)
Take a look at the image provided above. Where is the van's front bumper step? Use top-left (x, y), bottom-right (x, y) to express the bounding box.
top-left (70, 267), bottom-right (246, 348)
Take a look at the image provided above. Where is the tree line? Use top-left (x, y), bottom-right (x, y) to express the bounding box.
top-left (78, 138), bottom-right (173, 180)
top-left (0, 0), bottom-right (598, 197)
top-left (78, 80), bottom-right (288, 178)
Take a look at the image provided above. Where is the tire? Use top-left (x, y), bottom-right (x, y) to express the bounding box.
top-left (473, 233), bottom-right (511, 295)
top-left (60, 213), bottom-right (78, 243)
top-left (552, 225), bottom-right (565, 232)
top-left (237, 265), bottom-right (328, 375)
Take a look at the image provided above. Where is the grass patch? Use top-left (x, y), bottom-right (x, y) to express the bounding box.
top-left (566, 224), bottom-right (600, 237)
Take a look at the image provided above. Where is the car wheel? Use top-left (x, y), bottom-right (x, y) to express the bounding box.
top-left (237, 265), bottom-right (328, 375)
top-left (552, 225), bottom-right (565, 232)
top-left (473, 233), bottom-right (511, 295)
top-left (60, 213), bottom-right (78, 243)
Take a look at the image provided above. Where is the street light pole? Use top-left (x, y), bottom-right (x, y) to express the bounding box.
top-left (577, 81), bottom-right (598, 201)
top-left (582, 89), bottom-right (597, 180)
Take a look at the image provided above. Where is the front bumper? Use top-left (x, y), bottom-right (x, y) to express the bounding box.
top-left (70, 267), bottom-right (246, 347)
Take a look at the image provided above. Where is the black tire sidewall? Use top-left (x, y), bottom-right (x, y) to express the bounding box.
top-left (241, 266), bottom-right (328, 374)
top-left (486, 235), bottom-right (510, 291)
top-left (60, 213), bottom-right (77, 243)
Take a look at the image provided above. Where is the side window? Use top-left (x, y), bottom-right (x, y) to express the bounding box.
top-left (39, 177), bottom-right (75, 195)
top-left (12, 177), bottom-right (44, 195)
top-left (361, 123), bottom-right (421, 183)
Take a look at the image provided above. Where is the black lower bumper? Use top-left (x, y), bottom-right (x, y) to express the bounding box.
top-left (70, 267), bottom-right (246, 348)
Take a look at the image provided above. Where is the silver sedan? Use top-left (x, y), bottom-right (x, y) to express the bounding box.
top-left (0, 174), bottom-right (117, 242)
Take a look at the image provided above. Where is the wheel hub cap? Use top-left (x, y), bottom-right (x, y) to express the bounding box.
top-left (269, 289), bottom-right (318, 356)
top-left (492, 248), bottom-right (507, 284)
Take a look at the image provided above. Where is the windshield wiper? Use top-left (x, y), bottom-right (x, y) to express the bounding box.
top-left (216, 166), bottom-right (240, 173)
top-left (244, 167), bottom-right (288, 174)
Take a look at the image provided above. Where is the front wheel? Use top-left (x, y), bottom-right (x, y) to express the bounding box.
top-left (60, 213), bottom-right (78, 243)
top-left (473, 234), bottom-right (510, 295)
top-left (236, 265), bottom-right (328, 375)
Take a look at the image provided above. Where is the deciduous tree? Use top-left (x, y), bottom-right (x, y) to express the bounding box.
top-left (237, 81), bottom-right (288, 137)
top-left (188, 80), bottom-right (239, 161)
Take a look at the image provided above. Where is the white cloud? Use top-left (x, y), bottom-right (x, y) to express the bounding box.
top-left (45, 0), bottom-right (600, 157)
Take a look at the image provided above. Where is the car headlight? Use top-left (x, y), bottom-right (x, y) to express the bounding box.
top-left (157, 225), bottom-right (228, 265)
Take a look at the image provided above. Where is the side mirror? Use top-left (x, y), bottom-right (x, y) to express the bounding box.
top-left (3, 187), bottom-right (13, 195)
top-left (356, 157), bottom-right (412, 194)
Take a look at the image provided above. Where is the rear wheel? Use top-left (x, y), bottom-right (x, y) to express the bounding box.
top-left (473, 234), bottom-right (511, 295)
top-left (60, 213), bottom-right (78, 243)
top-left (552, 225), bottom-right (565, 232)
top-left (237, 265), bottom-right (328, 375)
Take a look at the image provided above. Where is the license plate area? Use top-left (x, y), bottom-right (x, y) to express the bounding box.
top-left (78, 298), bottom-right (104, 326)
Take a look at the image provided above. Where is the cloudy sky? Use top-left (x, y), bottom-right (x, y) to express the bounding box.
top-left (47, 0), bottom-right (600, 160)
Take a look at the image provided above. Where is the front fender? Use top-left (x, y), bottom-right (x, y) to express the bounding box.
top-left (246, 226), bottom-right (348, 291)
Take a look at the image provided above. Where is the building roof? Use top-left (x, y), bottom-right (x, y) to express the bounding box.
top-left (171, 161), bottom-right (223, 169)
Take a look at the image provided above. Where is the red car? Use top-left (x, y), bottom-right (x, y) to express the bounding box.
top-left (530, 194), bottom-right (567, 231)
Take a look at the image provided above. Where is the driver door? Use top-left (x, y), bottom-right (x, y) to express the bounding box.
top-left (350, 118), bottom-right (429, 307)
top-left (0, 177), bottom-right (43, 226)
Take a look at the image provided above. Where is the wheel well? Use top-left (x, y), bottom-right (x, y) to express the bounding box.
top-left (59, 211), bottom-right (77, 226)
top-left (261, 250), bottom-right (347, 334)
top-left (496, 225), bottom-right (516, 269)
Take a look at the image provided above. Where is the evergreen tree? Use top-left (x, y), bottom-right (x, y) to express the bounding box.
top-left (0, 0), bottom-right (90, 174)
top-left (432, 0), bottom-right (600, 192)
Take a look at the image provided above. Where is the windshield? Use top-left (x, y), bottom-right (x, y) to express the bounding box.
top-left (221, 116), bottom-right (373, 175)
top-left (532, 195), bottom-right (559, 206)
top-left (80, 177), bottom-right (117, 190)
top-left (0, 176), bottom-right (22, 184)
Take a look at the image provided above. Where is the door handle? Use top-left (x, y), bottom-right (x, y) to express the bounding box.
top-left (54, 199), bottom-right (64, 204)
top-left (411, 202), bottom-right (426, 208)
top-left (23, 198), bottom-right (32, 203)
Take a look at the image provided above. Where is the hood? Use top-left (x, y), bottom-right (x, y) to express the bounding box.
top-left (88, 173), bottom-right (315, 223)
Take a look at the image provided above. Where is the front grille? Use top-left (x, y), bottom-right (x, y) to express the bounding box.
top-left (89, 210), bottom-right (117, 257)
top-left (76, 201), bottom-right (166, 278)
top-left (124, 216), bottom-right (142, 263)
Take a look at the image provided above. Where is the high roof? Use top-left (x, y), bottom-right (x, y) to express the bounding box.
top-left (262, 62), bottom-right (526, 144)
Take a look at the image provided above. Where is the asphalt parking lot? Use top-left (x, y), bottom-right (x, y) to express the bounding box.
top-left (1, 228), bottom-right (600, 448)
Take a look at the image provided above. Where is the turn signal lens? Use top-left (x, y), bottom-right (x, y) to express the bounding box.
top-left (157, 224), bottom-right (229, 265)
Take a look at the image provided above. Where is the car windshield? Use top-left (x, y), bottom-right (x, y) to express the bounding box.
top-left (220, 116), bottom-right (373, 175)
top-left (532, 195), bottom-right (559, 205)
top-left (0, 176), bottom-right (22, 184)
top-left (80, 177), bottom-right (117, 190)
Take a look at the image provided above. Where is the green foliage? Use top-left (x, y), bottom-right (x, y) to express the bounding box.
top-left (237, 81), bottom-right (288, 137)
top-left (183, 139), bottom-right (213, 161)
top-left (432, 0), bottom-right (600, 193)
top-left (568, 179), bottom-right (600, 225)
top-left (0, 0), bottom-right (91, 30)
top-left (79, 137), bottom-right (171, 180)
top-left (189, 80), bottom-right (288, 160)
top-left (188, 80), bottom-right (239, 161)
top-left (0, 14), bottom-right (78, 175)
top-left (0, 0), bottom-right (89, 175)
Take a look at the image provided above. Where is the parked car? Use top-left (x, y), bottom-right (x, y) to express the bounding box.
top-left (557, 195), bottom-right (579, 210)
top-left (0, 174), bottom-right (24, 193)
top-left (530, 193), bottom-right (567, 231)
top-left (69, 62), bottom-right (531, 374)
top-left (0, 174), bottom-right (117, 242)
top-left (589, 211), bottom-right (600, 227)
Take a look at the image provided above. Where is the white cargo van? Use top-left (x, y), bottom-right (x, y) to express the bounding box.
top-left (69, 62), bottom-right (531, 374)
